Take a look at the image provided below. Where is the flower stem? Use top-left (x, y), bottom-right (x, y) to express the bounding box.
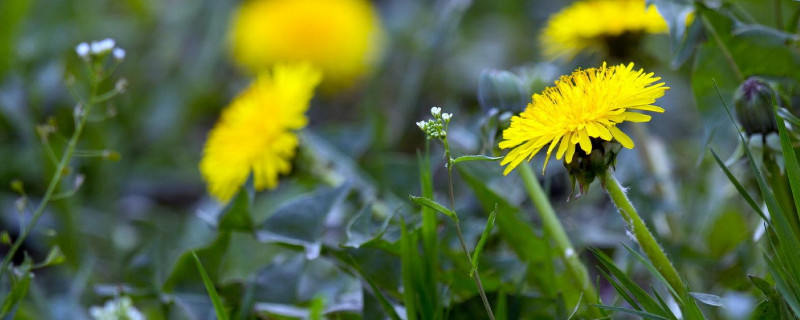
top-left (518, 164), bottom-right (602, 317)
top-left (601, 171), bottom-right (686, 297)
top-left (1, 78), bottom-right (100, 275)
top-left (443, 138), bottom-right (495, 320)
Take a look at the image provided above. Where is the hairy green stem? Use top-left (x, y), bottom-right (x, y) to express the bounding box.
top-left (518, 164), bottom-right (602, 317)
top-left (443, 138), bottom-right (495, 320)
top-left (601, 172), bottom-right (687, 298)
top-left (1, 80), bottom-right (99, 274)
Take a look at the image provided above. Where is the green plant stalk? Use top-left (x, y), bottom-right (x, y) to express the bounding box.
top-left (0, 81), bottom-right (98, 274)
top-left (517, 164), bottom-right (602, 317)
top-left (442, 138), bottom-right (495, 320)
top-left (601, 172), bottom-right (687, 298)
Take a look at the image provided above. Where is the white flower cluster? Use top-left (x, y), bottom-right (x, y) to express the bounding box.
top-left (416, 107), bottom-right (453, 139)
top-left (76, 38), bottom-right (125, 61)
top-left (89, 296), bottom-right (145, 320)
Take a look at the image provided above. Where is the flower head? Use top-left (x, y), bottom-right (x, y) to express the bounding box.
top-left (541, 0), bottom-right (667, 60)
top-left (200, 63), bottom-right (322, 202)
top-left (499, 62), bottom-right (668, 175)
top-left (89, 296), bottom-right (144, 320)
top-left (229, 0), bottom-right (384, 87)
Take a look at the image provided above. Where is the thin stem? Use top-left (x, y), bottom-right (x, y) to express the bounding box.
top-left (601, 171), bottom-right (687, 298)
top-left (443, 138), bottom-right (495, 320)
top-left (518, 164), bottom-right (603, 318)
top-left (775, 0), bottom-right (784, 30)
top-left (0, 79), bottom-right (99, 274)
top-left (701, 15), bottom-right (744, 82)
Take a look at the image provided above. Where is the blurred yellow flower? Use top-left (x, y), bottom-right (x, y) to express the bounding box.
top-left (541, 0), bottom-right (667, 60)
top-left (200, 64), bottom-right (322, 202)
top-left (499, 62), bottom-right (668, 175)
top-left (230, 0), bottom-right (384, 87)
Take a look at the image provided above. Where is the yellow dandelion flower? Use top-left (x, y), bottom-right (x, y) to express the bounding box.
top-left (499, 62), bottom-right (669, 175)
top-left (541, 0), bottom-right (668, 60)
top-left (200, 64), bottom-right (322, 202)
top-left (229, 0), bottom-right (384, 87)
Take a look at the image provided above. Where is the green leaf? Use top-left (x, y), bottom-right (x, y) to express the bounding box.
top-left (749, 274), bottom-right (779, 298)
top-left (193, 251), bottom-right (230, 320)
top-left (0, 268), bottom-right (32, 317)
top-left (342, 204), bottom-right (396, 249)
top-left (33, 245), bottom-right (65, 269)
top-left (470, 204), bottom-right (498, 276)
top-left (258, 184), bottom-right (351, 259)
top-left (592, 304), bottom-right (671, 320)
top-left (451, 155), bottom-right (503, 165)
top-left (706, 210), bottom-right (748, 258)
top-left (218, 187), bottom-right (254, 233)
top-left (408, 195), bottom-right (457, 221)
top-left (646, 0), bottom-right (695, 67)
top-left (749, 299), bottom-right (780, 320)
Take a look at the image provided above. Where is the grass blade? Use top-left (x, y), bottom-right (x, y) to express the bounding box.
top-left (193, 251), bottom-right (230, 320)
top-left (709, 149), bottom-right (768, 221)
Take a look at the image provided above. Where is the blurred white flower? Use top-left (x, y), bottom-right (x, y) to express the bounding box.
top-left (90, 38), bottom-right (116, 54)
top-left (75, 42), bottom-right (90, 58)
top-left (112, 48), bottom-right (126, 61)
top-left (430, 107), bottom-right (441, 117)
top-left (89, 296), bottom-right (145, 320)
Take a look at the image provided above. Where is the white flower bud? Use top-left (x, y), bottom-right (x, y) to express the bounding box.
top-left (416, 121), bottom-right (426, 130)
top-left (90, 38), bottom-right (116, 54)
top-left (442, 113), bottom-right (452, 121)
top-left (75, 43), bottom-right (90, 58)
top-left (430, 107), bottom-right (441, 117)
top-left (112, 48), bottom-right (125, 61)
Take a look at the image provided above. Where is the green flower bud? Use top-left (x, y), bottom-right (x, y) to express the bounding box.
top-left (734, 77), bottom-right (778, 136)
top-left (478, 69), bottom-right (528, 113)
top-left (565, 138), bottom-right (621, 199)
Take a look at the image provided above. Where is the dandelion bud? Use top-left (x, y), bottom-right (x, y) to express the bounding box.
top-left (112, 48), bottom-right (125, 61)
top-left (478, 69), bottom-right (528, 113)
top-left (734, 77), bottom-right (778, 136)
top-left (75, 42), bottom-right (90, 59)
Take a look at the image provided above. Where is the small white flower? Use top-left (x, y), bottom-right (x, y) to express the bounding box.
top-left (90, 38), bottom-right (116, 54)
top-left (112, 48), bottom-right (125, 61)
top-left (430, 107), bottom-right (441, 117)
top-left (416, 121), bottom-right (426, 130)
top-left (442, 113), bottom-right (452, 121)
top-left (89, 296), bottom-right (144, 320)
top-left (75, 43), bottom-right (90, 58)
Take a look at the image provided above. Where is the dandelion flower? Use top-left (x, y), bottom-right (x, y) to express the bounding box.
top-left (230, 0), bottom-right (384, 87)
top-left (200, 64), bottom-right (322, 202)
top-left (499, 62), bottom-right (668, 175)
top-left (541, 0), bottom-right (667, 60)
